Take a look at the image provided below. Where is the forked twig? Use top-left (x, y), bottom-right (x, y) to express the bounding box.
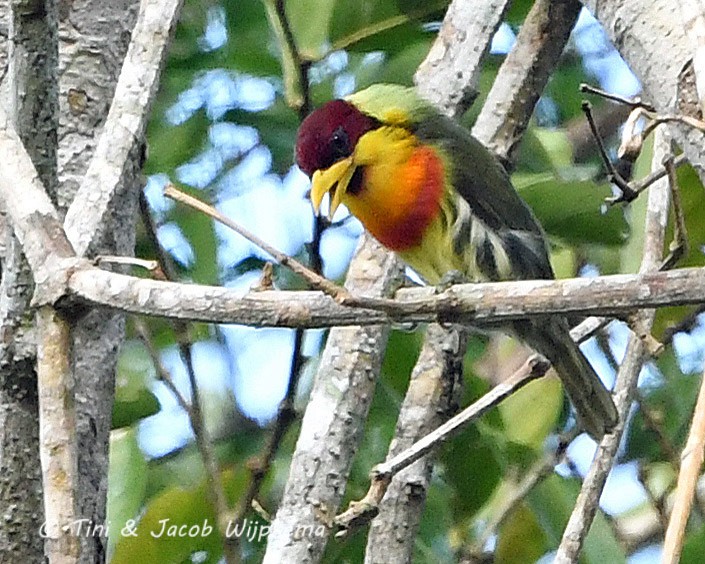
top-left (581, 101), bottom-right (638, 202)
top-left (579, 83), bottom-right (656, 112)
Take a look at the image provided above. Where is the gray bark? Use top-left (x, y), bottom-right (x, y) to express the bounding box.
top-left (263, 235), bottom-right (404, 563)
top-left (581, 0), bottom-right (705, 176)
top-left (57, 2), bottom-right (140, 561)
top-left (0, 0), bottom-right (58, 559)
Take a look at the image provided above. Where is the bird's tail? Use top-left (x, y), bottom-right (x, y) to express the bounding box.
top-left (516, 318), bottom-right (618, 441)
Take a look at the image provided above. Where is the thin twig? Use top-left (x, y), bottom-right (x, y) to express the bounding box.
top-left (663, 365), bottom-right (705, 564)
top-left (137, 196), bottom-right (238, 562)
top-left (164, 184), bottom-right (348, 301)
top-left (581, 100), bottom-right (637, 201)
top-left (334, 355), bottom-right (551, 535)
top-left (334, 312), bottom-right (613, 536)
top-left (580, 82), bottom-right (656, 111)
top-left (93, 255), bottom-right (160, 272)
top-left (134, 320), bottom-right (238, 563)
top-left (469, 429), bottom-right (578, 559)
top-left (662, 303), bottom-right (705, 346)
top-left (642, 113), bottom-right (705, 139)
top-left (628, 154), bottom-right (687, 204)
top-left (555, 126), bottom-right (672, 563)
top-left (661, 155), bottom-right (689, 270)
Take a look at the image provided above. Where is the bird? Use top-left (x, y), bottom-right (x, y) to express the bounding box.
top-left (294, 83), bottom-right (617, 440)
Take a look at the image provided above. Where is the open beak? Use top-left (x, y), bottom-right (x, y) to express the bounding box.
top-left (310, 157), bottom-right (355, 220)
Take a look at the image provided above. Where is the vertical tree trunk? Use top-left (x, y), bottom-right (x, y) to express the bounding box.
top-left (57, 1), bottom-right (140, 561)
top-left (0, 0), bottom-right (58, 559)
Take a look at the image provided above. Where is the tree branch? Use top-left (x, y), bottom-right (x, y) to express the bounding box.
top-left (0, 105), bottom-right (76, 290)
top-left (62, 0), bottom-right (184, 257)
top-left (363, 325), bottom-right (467, 560)
top-left (134, 320), bottom-right (238, 563)
top-left (262, 235), bottom-right (404, 563)
top-left (580, 0), bottom-right (705, 180)
top-left (66, 265), bottom-right (705, 328)
top-left (663, 365), bottom-right (705, 563)
top-left (336, 354), bottom-right (551, 535)
top-left (555, 127), bottom-right (673, 562)
top-left (366, 3), bottom-right (586, 558)
top-left (471, 0), bottom-right (582, 165)
top-left (414, 0), bottom-right (512, 118)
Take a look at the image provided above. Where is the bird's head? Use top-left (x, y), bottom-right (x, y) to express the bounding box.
top-left (295, 99), bottom-right (379, 218)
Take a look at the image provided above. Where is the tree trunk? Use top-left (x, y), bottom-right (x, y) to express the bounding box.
top-left (57, 1), bottom-right (140, 561)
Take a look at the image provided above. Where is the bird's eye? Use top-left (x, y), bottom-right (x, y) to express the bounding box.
top-left (330, 126), bottom-right (351, 159)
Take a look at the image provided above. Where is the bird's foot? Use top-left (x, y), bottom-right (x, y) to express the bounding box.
top-left (435, 270), bottom-right (468, 294)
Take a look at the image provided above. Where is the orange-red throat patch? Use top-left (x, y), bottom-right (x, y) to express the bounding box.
top-left (348, 144), bottom-right (445, 252)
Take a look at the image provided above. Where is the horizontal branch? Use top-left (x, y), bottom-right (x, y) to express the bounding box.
top-left (67, 265), bottom-right (705, 327)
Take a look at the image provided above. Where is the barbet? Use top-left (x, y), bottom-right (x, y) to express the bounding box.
top-left (295, 84), bottom-right (617, 440)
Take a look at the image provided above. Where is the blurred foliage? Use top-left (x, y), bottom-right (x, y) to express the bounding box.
top-left (108, 0), bottom-right (705, 562)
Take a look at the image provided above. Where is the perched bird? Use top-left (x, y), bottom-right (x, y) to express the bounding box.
top-left (295, 83), bottom-right (617, 440)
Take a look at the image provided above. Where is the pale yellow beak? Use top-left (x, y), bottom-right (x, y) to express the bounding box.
top-left (310, 157), bottom-right (355, 220)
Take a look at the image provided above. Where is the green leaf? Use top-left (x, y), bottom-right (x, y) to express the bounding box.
top-left (652, 162), bottom-right (705, 337)
top-left (224, 102), bottom-right (298, 174)
top-left (380, 329), bottom-right (422, 394)
top-left (107, 428), bottom-right (148, 559)
top-left (499, 374), bottom-right (563, 449)
top-left (531, 128), bottom-right (575, 169)
top-left (145, 107), bottom-right (209, 176)
top-left (172, 193), bottom-right (219, 285)
top-left (682, 524), bottom-right (705, 564)
top-left (505, 0), bottom-right (534, 26)
top-left (528, 474), bottom-right (626, 563)
top-left (112, 468), bottom-right (252, 564)
top-left (627, 349), bottom-right (697, 461)
top-left (286, 0), bottom-right (337, 60)
top-left (328, 0), bottom-right (446, 55)
top-left (496, 502), bottom-right (548, 564)
top-left (221, 1), bottom-right (281, 76)
top-left (514, 172), bottom-right (630, 246)
top-left (443, 425), bottom-right (503, 517)
top-left (113, 342), bottom-right (160, 429)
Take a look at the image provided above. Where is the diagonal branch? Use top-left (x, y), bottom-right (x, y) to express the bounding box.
top-left (472, 0), bottom-right (582, 165)
top-left (63, 0), bottom-right (184, 257)
top-left (0, 106), bottom-right (75, 285)
top-left (415, 0), bottom-right (512, 117)
top-left (262, 235), bottom-right (404, 564)
top-left (555, 127), bottom-right (673, 562)
top-left (362, 325), bottom-right (468, 559)
top-left (366, 2), bottom-right (585, 558)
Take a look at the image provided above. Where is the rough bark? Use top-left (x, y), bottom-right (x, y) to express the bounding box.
top-left (64, 256), bottom-right (705, 329)
top-left (0, 0), bottom-right (58, 558)
top-left (581, 0), bottom-right (705, 176)
top-left (263, 235), bottom-right (404, 563)
top-left (364, 325), bottom-right (466, 563)
top-left (471, 0), bottom-right (582, 165)
top-left (57, 2), bottom-right (140, 561)
top-left (415, 0), bottom-right (511, 118)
